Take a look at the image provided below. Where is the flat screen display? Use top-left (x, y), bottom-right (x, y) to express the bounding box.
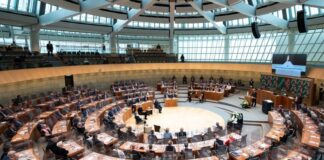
top-left (272, 54), bottom-right (307, 77)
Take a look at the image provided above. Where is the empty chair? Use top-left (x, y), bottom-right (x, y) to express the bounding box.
top-left (238, 134), bottom-right (248, 147)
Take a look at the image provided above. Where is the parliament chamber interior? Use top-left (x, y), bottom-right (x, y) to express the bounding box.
top-left (1, 0), bottom-right (324, 160)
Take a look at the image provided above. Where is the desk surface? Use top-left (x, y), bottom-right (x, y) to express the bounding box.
top-left (11, 121), bottom-right (39, 144)
top-left (96, 132), bottom-right (118, 146)
top-left (52, 120), bottom-right (70, 136)
top-left (120, 133), bottom-right (241, 154)
top-left (57, 140), bottom-right (84, 157)
top-left (79, 152), bottom-right (130, 160)
top-left (14, 148), bottom-right (41, 160)
top-left (266, 111), bottom-right (285, 142)
top-left (230, 140), bottom-right (271, 160)
top-left (292, 110), bottom-right (320, 149)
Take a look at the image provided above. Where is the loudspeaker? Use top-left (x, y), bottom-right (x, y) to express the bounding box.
top-left (297, 10), bottom-right (308, 33)
top-left (64, 75), bottom-right (74, 88)
top-left (251, 22), bottom-right (261, 39)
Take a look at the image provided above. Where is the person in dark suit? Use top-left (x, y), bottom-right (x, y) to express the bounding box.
top-left (0, 143), bottom-right (11, 160)
top-left (130, 145), bottom-right (141, 160)
top-left (177, 128), bottom-right (187, 138)
top-left (191, 76), bottom-right (195, 83)
top-left (251, 89), bottom-right (257, 107)
top-left (131, 104), bottom-right (136, 113)
top-left (154, 99), bottom-right (162, 113)
top-left (134, 113), bottom-right (143, 124)
top-left (165, 141), bottom-right (176, 152)
top-left (249, 79), bottom-right (254, 87)
top-left (46, 41), bottom-right (54, 56)
top-left (188, 92), bottom-right (192, 102)
top-left (183, 75), bottom-right (187, 84)
top-left (138, 105), bottom-right (148, 119)
top-left (46, 137), bottom-right (68, 158)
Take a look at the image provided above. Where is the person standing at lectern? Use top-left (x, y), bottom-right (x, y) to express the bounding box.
top-left (249, 79), bottom-right (254, 88)
top-left (251, 89), bottom-right (257, 107)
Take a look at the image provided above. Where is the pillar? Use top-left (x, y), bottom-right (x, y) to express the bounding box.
top-left (30, 25), bottom-right (40, 53)
top-left (224, 34), bottom-right (229, 61)
top-left (110, 33), bottom-right (117, 53)
top-left (288, 29), bottom-right (295, 53)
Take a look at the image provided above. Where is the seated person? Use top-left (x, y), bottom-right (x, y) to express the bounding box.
top-left (81, 108), bottom-right (88, 118)
top-left (130, 145), bottom-right (141, 160)
top-left (126, 126), bottom-right (137, 141)
top-left (134, 113), bottom-right (143, 124)
top-left (165, 140), bottom-right (176, 152)
top-left (214, 122), bottom-right (223, 131)
top-left (92, 133), bottom-right (104, 148)
top-left (4, 124), bottom-right (17, 138)
top-left (46, 137), bottom-right (69, 158)
top-left (163, 128), bottom-right (173, 141)
top-left (177, 128), bottom-right (187, 138)
top-left (71, 115), bottom-right (80, 128)
top-left (8, 118), bottom-right (22, 130)
top-left (154, 99), bottom-right (162, 113)
top-left (144, 144), bottom-right (156, 159)
top-left (1, 143), bottom-right (12, 160)
top-left (147, 130), bottom-right (158, 144)
top-left (76, 122), bottom-right (85, 134)
top-left (40, 123), bottom-right (52, 137)
top-left (137, 105), bottom-right (148, 120)
top-left (203, 127), bottom-right (214, 140)
top-left (111, 144), bottom-right (126, 158)
top-left (131, 104), bottom-right (136, 113)
top-left (224, 135), bottom-right (236, 146)
top-left (181, 143), bottom-right (194, 159)
top-left (108, 110), bottom-right (115, 119)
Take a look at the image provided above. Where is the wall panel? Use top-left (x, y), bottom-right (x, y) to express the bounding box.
top-left (0, 63), bottom-right (323, 104)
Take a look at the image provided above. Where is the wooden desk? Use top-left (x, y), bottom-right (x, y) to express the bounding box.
top-left (292, 110), bottom-right (320, 149)
top-left (9, 108), bottom-right (35, 123)
top-left (230, 140), bottom-right (271, 160)
top-left (79, 152), bottom-right (130, 160)
top-left (135, 100), bottom-right (153, 111)
top-left (52, 120), bottom-right (70, 136)
top-left (37, 111), bottom-right (55, 119)
top-left (266, 111), bottom-right (286, 142)
top-left (14, 148), bottom-right (40, 160)
top-left (256, 90), bottom-right (294, 109)
top-left (57, 140), bottom-right (84, 157)
top-left (189, 90), bottom-right (224, 101)
top-left (311, 107), bottom-right (324, 119)
top-left (85, 101), bottom-right (125, 133)
top-left (120, 133), bottom-right (241, 154)
top-left (189, 156), bottom-right (219, 160)
top-left (164, 98), bottom-right (178, 107)
top-left (282, 150), bottom-right (312, 160)
top-left (96, 132), bottom-right (118, 146)
top-left (11, 122), bottom-right (40, 144)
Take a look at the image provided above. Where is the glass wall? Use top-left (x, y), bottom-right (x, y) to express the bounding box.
top-left (0, 0), bottom-right (37, 13)
top-left (39, 29), bottom-right (106, 53)
top-left (177, 25), bottom-right (324, 64)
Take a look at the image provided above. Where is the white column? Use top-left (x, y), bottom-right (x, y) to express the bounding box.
top-left (224, 35), bottom-right (229, 61)
top-left (110, 33), bottom-right (117, 53)
top-left (30, 26), bottom-right (40, 53)
top-left (288, 29), bottom-right (295, 53)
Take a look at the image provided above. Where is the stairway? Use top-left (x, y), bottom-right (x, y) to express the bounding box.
top-left (154, 84), bottom-right (188, 104)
